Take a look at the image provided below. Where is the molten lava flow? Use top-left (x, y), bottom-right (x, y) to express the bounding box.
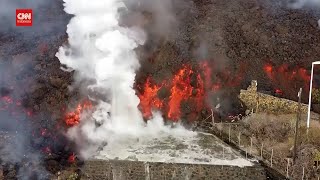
top-left (40, 128), bottom-right (47, 136)
top-left (263, 63), bottom-right (311, 93)
top-left (138, 77), bottom-right (163, 119)
top-left (68, 153), bottom-right (76, 163)
top-left (275, 89), bottom-right (283, 95)
top-left (199, 61), bottom-right (246, 91)
top-left (42, 147), bottom-right (51, 154)
top-left (24, 110), bottom-right (33, 117)
top-left (212, 84), bottom-right (221, 92)
top-left (168, 66), bottom-right (194, 121)
top-left (0, 95), bottom-right (33, 118)
top-left (65, 100), bottom-right (93, 126)
top-left (138, 65), bottom-right (205, 121)
top-left (264, 64), bottom-right (273, 79)
top-left (138, 60), bottom-right (246, 121)
top-left (200, 61), bottom-right (222, 92)
top-left (195, 74), bottom-right (205, 111)
top-left (200, 61), bottom-right (212, 89)
top-left (1, 96), bottom-right (13, 104)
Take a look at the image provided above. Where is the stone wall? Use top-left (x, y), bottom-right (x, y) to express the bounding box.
top-left (81, 160), bottom-right (266, 180)
top-left (240, 80), bottom-right (308, 114)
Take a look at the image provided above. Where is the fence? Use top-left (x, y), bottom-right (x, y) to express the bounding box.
top-left (201, 112), bottom-right (319, 179)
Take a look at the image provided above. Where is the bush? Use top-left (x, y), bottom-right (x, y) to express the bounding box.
top-left (299, 126), bottom-right (320, 149)
top-left (312, 88), bottom-right (320, 104)
top-left (243, 113), bottom-right (295, 143)
top-left (290, 144), bottom-right (319, 180)
top-left (242, 113), bottom-right (320, 179)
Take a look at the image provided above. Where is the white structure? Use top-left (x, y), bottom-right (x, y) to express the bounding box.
top-left (307, 61), bottom-right (320, 129)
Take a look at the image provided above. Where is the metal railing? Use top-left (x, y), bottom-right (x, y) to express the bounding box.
top-left (201, 112), bottom-right (319, 179)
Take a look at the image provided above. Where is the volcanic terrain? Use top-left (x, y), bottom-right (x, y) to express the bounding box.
top-left (0, 0), bottom-right (320, 179)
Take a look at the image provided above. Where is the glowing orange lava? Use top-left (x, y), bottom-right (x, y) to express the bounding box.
top-left (168, 66), bottom-right (194, 120)
top-left (137, 61), bottom-right (247, 121)
top-left (42, 146), bottom-right (51, 154)
top-left (138, 61), bottom-right (312, 121)
top-left (138, 77), bottom-right (163, 119)
top-left (275, 89), bottom-right (283, 95)
top-left (200, 61), bottom-right (212, 89)
top-left (65, 100), bottom-right (93, 126)
top-left (263, 63), bottom-right (311, 93)
top-left (1, 96), bottom-right (13, 104)
top-left (264, 64), bottom-right (273, 78)
top-left (68, 153), bottom-right (76, 163)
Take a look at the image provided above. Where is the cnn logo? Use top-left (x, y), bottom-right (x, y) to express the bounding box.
top-left (16, 9), bottom-right (33, 26)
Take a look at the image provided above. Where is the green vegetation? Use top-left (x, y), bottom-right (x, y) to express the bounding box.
top-left (67, 173), bottom-right (79, 180)
top-left (315, 151), bottom-right (320, 161)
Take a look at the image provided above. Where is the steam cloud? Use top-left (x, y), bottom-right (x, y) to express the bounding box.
top-left (287, 1), bottom-right (320, 30)
top-left (57, 0), bottom-right (190, 158)
top-left (123, 0), bottom-right (178, 38)
top-left (289, 0), bottom-right (320, 9)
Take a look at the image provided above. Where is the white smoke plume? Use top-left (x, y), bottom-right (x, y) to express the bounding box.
top-left (287, 0), bottom-right (320, 28)
top-left (123, 0), bottom-right (179, 38)
top-left (289, 0), bottom-right (320, 9)
top-left (0, 0), bottom-right (67, 41)
top-left (57, 0), bottom-right (192, 159)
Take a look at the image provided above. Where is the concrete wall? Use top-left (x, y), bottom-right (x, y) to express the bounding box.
top-left (81, 160), bottom-right (266, 180)
top-left (240, 80), bottom-right (308, 114)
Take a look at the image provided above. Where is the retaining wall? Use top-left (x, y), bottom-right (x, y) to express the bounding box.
top-left (81, 160), bottom-right (266, 180)
top-left (240, 80), bottom-right (308, 114)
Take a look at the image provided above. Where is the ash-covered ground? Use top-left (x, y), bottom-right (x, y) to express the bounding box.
top-left (0, 0), bottom-right (320, 179)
